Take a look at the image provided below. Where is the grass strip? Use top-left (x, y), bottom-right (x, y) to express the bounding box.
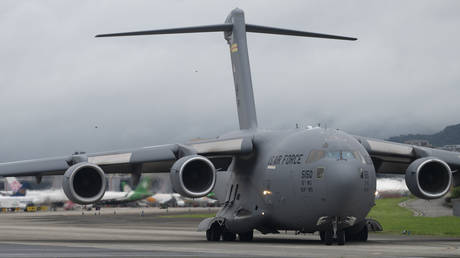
top-left (368, 197), bottom-right (460, 236)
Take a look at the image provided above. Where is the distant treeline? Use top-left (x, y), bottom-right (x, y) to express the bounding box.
top-left (387, 123), bottom-right (460, 147)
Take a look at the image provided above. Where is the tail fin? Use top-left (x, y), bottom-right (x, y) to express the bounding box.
top-left (134, 177), bottom-right (151, 194)
top-left (96, 8), bottom-right (356, 130)
top-left (121, 181), bottom-right (132, 192)
top-left (6, 177), bottom-right (27, 196)
top-left (6, 177), bottom-right (22, 191)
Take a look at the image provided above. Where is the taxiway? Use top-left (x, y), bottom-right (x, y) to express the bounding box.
top-left (0, 207), bottom-right (459, 257)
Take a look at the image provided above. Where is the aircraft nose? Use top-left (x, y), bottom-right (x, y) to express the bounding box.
top-left (323, 162), bottom-right (365, 215)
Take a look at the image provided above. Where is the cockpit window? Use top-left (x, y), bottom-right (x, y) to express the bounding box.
top-left (326, 151), bottom-right (341, 160)
top-left (342, 151), bottom-right (356, 160)
top-left (305, 150), bottom-right (325, 164)
top-left (307, 150), bottom-right (362, 163)
top-left (325, 150), bottom-right (356, 161)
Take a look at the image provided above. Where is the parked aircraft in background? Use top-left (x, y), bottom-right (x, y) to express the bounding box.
top-left (144, 192), bottom-right (218, 208)
top-left (183, 196), bottom-right (218, 207)
top-left (1, 9), bottom-right (459, 245)
top-left (0, 177), bottom-right (152, 208)
top-left (0, 194), bottom-right (31, 210)
top-left (375, 176), bottom-right (410, 199)
top-left (145, 193), bottom-right (185, 207)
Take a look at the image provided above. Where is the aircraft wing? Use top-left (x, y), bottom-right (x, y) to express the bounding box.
top-left (354, 136), bottom-right (460, 174)
top-left (0, 136), bottom-right (253, 178)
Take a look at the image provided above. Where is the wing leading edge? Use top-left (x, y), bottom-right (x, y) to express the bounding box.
top-left (0, 137), bottom-right (253, 178)
top-left (355, 136), bottom-right (460, 174)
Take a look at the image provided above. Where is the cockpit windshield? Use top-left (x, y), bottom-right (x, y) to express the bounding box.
top-left (306, 150), bottom-right (366, 163)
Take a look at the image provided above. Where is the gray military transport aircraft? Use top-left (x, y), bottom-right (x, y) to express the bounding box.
top-left (1, 8), bottom-right (459, 245)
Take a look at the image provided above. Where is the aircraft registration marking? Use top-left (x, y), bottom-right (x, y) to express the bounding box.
top-left (88, 153), bottom-right (132, 165)
top-left (300, 169), bottom-right (313, 193)
top-left (231, 43), bottom-right (238, 53)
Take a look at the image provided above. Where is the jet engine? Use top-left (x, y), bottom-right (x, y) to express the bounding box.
top-left (405, 157), bottom-right (452, 199)
top-left (170, 155), bottom-right (216, 198)
top-left (62, 162), bottom-right (107, 204)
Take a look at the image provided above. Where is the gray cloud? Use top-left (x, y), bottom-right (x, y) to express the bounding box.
top-left (1, 0), bottom-right (459, 162)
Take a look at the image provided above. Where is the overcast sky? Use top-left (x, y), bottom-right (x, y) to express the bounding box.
top-left (1, 1), bottom-right (459, 162)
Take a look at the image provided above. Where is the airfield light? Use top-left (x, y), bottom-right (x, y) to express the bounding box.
top-left (263, 190), bottom-right (272, 196)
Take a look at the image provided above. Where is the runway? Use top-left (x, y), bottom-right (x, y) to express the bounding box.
top-left (0, 207), bottom-right (459, 257)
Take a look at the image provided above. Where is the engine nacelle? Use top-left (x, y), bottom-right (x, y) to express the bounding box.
top-left (405, 157), bottom-right (452, 199)
top-left (62, 162), bottom-right (107, 204)
top-left (170, 155), bottom-right (216, 198)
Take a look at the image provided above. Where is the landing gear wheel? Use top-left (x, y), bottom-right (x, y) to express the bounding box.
top-left (345, 230), bottom-right (353, 242)
top-left (336, 230), bottom-right (345, 246)
top-left (206, 224), bottom-right (222, 241)
top-left (222, 231), bottom-right (236, 241)
top-left (238, 231), bottom-right (253, 242)
top-left (357, 225), bottom-right (368, 242)
top-left (319, 231), bottom-right (325, 242)
top-left (324, 230), bottom-right (333, 246)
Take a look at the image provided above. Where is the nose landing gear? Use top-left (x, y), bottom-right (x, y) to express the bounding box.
top-left (205, 222), bottom-right (253, 242)
top-left (206, 223), bottom-right (222, 241)
top-left (320, 219), bottom-right (369, 245)
top-left (319, 217), bottom-right (349, 245)
top-left (320, 229), bottom-right (345, 245)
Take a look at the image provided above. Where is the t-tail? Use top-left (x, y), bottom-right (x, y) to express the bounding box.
top-left (96, 8), bottom-right (356, 130)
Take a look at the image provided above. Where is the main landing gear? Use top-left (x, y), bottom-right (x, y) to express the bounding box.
top-left (345, 225), bottom-right (368, 242)
top-left (206, 223), bottom-right (252, 242)
top-left (320, 229), bottom-right (344, 245)
top-left (319, 225), bottom-right (368, 245)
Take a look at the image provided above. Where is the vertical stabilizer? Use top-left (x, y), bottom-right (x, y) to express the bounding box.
top-left (224, 9), bottom-right (258, 130)
top-left (95, 8), bottom-right (356, 131)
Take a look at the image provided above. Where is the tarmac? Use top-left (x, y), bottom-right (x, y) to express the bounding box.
top-left (0, 207), bottom-right (459, 258)
top-left (403, 198), bottom-right (453, 217)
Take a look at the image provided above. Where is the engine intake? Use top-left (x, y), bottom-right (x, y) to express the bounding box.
top-left (62, 163), bottom-right (107, 204)
top-left (405, 157), bottom-right (452, 199)
top-left (170, 155), bottom-right (216, 198)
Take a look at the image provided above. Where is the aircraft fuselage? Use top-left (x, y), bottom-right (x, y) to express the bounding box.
top-left (217, 127), bottom-right (376, 234)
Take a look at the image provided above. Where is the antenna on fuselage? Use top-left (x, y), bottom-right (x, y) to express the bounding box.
top-left (96, 8), bottom-right (356, 131)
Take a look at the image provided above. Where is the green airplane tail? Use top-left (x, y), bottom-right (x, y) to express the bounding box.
top-left (133, 177), bottom-right (152, 194)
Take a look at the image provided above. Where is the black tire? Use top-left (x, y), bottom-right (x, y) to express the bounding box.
top-left (206, 224), bottom-right (222, 241)
top-left (222, 231), bottom-right (236, 241)
top-left (206, 229), bottom-right (212, 241)
top-left (357, 225), bottom-right (368, 242)
top-left (238, 231), bottom-right (253, 242)
top-left (319, 231), bottom-right (325, 242)
top-left (345, 230), bottom-right (354, 242)
top-left (324, 230), bottom-right (333, 246)
top-left (336, 230), bottom-right (345, 245)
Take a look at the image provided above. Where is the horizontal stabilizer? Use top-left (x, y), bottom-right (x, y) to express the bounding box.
top-left (245, 24), bottom-right (356, 41)
top-left (96, 23), bottom-right (356, 41)
top-left (95, 24), bottom-right (233, 38)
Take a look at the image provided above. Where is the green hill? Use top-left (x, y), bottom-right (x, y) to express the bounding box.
top-left (387, 123), bottom-right (460, 147)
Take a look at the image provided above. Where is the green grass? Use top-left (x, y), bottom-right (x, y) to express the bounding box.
top-left (368, 197), bottom-right (460, 236)
top-left (158, 213), bottom-right (216, 219)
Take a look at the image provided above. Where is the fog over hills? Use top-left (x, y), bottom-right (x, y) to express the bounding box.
top-left (387, 123), bottom-right (460, 147)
